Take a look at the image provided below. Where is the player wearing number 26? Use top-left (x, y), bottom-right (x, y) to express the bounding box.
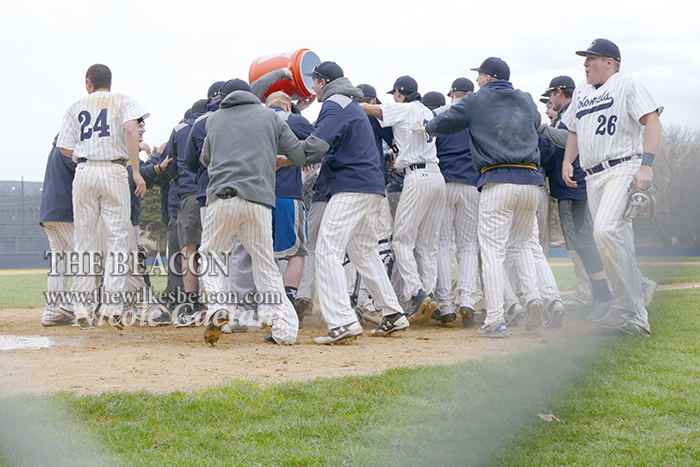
top-left (57, 64), bottom-right (150, 328)
top-left (561, 39), bottom-right (662, 335)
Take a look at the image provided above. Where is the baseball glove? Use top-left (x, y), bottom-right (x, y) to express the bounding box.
top-left (623, 182), bottom-right (659, 221)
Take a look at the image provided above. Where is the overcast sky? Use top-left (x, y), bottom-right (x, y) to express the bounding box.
top-left (2, 0), bottom-right (698, 182)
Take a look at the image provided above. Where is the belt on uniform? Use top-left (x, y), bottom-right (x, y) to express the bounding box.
top-left (77, 158), bottom-right (127, 166)
top-left (480, 163), bottom-right (537, 174)
top-left (406, 163), bottom-right (426, 172)
top-left (584, 156), bottom-right (634, 176)
top-left (216, 188), bottom-right (237, 199)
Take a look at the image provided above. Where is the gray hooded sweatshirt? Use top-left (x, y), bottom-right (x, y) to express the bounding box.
top-left (201, 90), bottom-right (306, 208)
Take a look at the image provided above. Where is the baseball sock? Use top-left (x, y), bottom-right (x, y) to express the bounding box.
top-left (591, 279), bottom-right (613, 303)
top-left (285, 286), bottom-right (298, 305)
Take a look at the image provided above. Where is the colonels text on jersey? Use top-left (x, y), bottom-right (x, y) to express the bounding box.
top-left (562, 72), bottom-right (663, 169)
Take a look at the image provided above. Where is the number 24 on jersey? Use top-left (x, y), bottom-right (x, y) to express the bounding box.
top-left (79, 108), bottom-right (111, 141)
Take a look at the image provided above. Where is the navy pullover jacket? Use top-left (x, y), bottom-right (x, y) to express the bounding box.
top-left (426, 80), bottom-right (543, 188)
top-left (40, 137), bottom-right (77, 224)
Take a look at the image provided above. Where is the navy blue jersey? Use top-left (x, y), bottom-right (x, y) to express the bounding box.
top-left (368, 116), bottom-right (392, 185)
top-left (541, 109), bottom-right (587, 200)
top-left (172, 115), bottom-right (207, 198)
top-left (538, 131), bottom-right (587, 200)
top-left (435, 127), bottom-right (480, 186)
top-left (274, 109), bottom-right (314, 200)
top-left (312, 95), bottom-right (385, 196)
top-left (427, 80), bottom-right (543, 188)
top-left (39, 139), bottom-right (76, 224)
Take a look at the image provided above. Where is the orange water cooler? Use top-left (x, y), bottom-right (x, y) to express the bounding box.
top-left (248, 48), bottom-right (321, 101)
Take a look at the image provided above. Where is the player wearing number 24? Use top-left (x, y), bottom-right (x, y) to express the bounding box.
top-left (57, 64), bottom-right (150, 329)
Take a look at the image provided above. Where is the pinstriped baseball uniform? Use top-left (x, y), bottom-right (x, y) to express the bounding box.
top-left (316, 192), bottom-right (403, 328)
top-left (356, 195), bottom-right (394, 311)
top-left (436, 183), bottom-right (480, 313)
top-left (381, 101), bottom-right (446, 300)
top-left (479, 183), bottom-right (542, 326)
top-left (42, 222), bottom-right (75, 319)
top-left (57, 92), bottom-right (148, 321)
top-left (503, 215), bottom-right (561, 307)
top-left (504, 206), bottom-right (561, 308)
top-left (562, 72), bottom-right (662, 330)
top-left (199, 197), bottom-right (298, 343)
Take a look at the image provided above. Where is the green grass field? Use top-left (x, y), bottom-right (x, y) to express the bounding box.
top-left (2, 259), bottom-right (700, 466)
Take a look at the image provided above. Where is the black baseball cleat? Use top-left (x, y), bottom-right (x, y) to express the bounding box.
top-left (545, 300), bottom-right (565, 329)
top-left (407, 289), bottom-right (431, 324)
top-left (505, 303), bottom-right (525, 327)
top-left (370, 313), bottom-right (409, 336)
top-left (525, 299), bottom-right (544, 331)
top-left (314, 321), bottom-right (363, 344)
top-left (264, 333), bottom-right (278, 344)
top-left (459, 306), bottom-right (476, 328)
top-left (41, 314), bottom-right (74, 327)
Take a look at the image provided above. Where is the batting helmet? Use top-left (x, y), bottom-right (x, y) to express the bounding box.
top-left (623, 182), bottom-right (659, 221)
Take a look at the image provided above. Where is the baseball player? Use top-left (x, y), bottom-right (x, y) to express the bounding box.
top-left (425, 57), bottom-right (546, 338)
top-left (360, 75), bottom-right (446, 325)
top-left (265, 90), bottom-right (314, 308)
top-left (352, 83), bottom-right (396, 322)
top-left (288, 61), bottom-right (408, 343)
top-left (177, 80), bottom-right (243, 326)
top-left (39, 135), bottom-right (77, 326)
top-left (198, 78), bottom-right (305, 345)
top-left (159, 100), bottom-right (208, 311)
top-left (432, 78), bottom-right (482, 327)
top-left (57, 64), bottom-right (148, 330)
top-left (537, 76), bottom-right (615, 323)
top-left (562, 39), bottom-right (663, 335)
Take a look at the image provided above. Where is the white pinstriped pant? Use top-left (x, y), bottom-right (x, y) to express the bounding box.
top-left (297, 200), bottom-right (327, 300)
top-left (504, 215), bottom-right (561, 308)
top-left (357, 196), bottom-right (394, 309)
top-left (316, 192), bottom-right (403, 329)
top-left (72, 161), bottom-right (131, 320)
top-left (43, 222), bottom-right (75, 319)
top-left (435, 183), bottom-right (480, 313)
top-left (199, 196), bottom-right (298, 344)
top-left (586, 158), bottom-right (648, 329)
top-left (479, 183), bottom-right (541, 326)
top-left (536, 185), bottom-right (551, 252)
top-left (392, 164), bottom-right (446, 300)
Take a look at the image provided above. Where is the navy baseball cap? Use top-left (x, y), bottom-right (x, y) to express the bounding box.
top-left (190, 99), bottom-right (208, 115)
top-left (539, 96), bottom-right (550, 104)
top-left (543, 75), bottom-right (576, 97)
top-left (208, 81), bottom-right (225, 100)
top-left (470, 57), bottom-right (510, 81)
top-left (576, 38), bottom-right (621, 62)
top-left (387, 75), bottom-right (418, 95)
top-left (305, 61), bottom-right (344, 82)
top-left (357, 83), bottom-right (381, 104)
top-left (422, 91), bottom-right (445, 108)
top-left (217, 78), bottom-right (252, 97)
top-left (447, 77), bottom-right (475, 97)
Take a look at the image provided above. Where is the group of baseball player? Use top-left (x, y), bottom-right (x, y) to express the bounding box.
top-left (40, 37), bottom-right (662, 346)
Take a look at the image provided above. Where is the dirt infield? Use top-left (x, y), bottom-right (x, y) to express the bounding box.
top-left (2, 282), bottom-right (696, 396)
top-left (0, 306), bottom-right (585, 396)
